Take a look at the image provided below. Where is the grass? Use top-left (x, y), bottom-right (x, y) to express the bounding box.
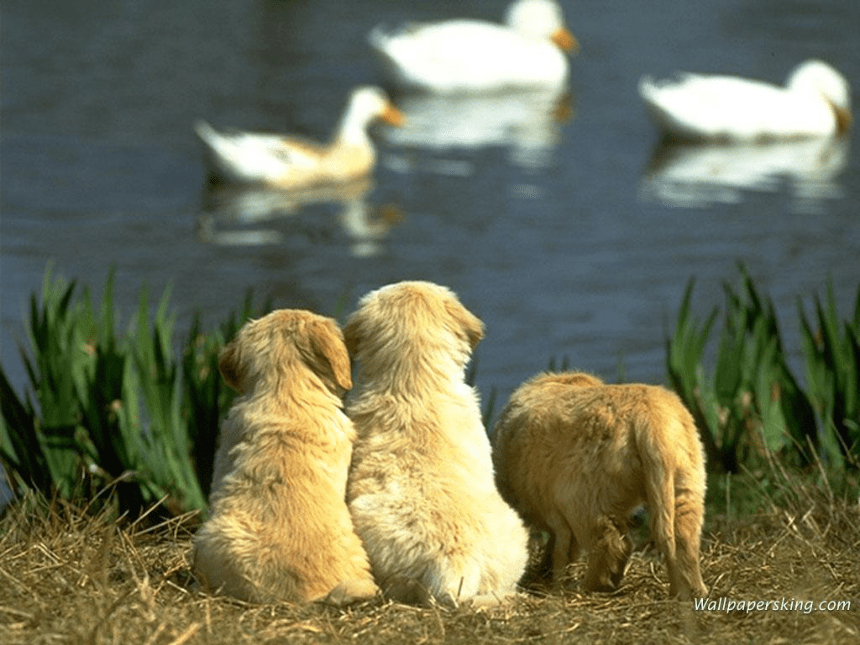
top-left (1, 459), bottom-right (857, 645)
top-left (0, 264), bottom-right (269, 518)
top-left (666, 264), bottom-right (859, 474)
top-left (3, 264), bottom-right (858, 518)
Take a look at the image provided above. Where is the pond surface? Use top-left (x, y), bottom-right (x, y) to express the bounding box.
top-left (3, 0), bottom-right (859, 413)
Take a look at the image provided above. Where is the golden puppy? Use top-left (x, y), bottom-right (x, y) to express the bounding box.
top-left (492, 372), bottom-right (708, 599)
top-left (344, 281), bottom-right (529, 607)
top-left (191, 309), bottom-right (378, 605)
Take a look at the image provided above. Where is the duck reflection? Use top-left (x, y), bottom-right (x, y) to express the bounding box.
top-left (382, 89), bottom-right (572, 172)
top-left (197, 177), bottom-right (401, 257)
top-left (640, 135), bottom-right (849, 212)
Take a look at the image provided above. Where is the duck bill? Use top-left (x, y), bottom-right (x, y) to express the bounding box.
top-left (835, 106), bottom-right (852, 134)
top-left (551, 27), bottom-right (579, 54)
top-left (381, 104), bottom-right (406, 127)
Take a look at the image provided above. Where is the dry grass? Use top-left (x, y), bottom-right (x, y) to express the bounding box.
top-left (1, 472), bottom-right (858, 645)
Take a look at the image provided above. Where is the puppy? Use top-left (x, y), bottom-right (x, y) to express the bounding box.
top-left (192, 309), bottom-right (378, 605)
top-left (344, 281), bottom-right (529, 607)
top-left (492, 372), bottom-right (708, 599)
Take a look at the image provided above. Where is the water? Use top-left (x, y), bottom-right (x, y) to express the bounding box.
top-left (2, 0), bottom-right (859, 420)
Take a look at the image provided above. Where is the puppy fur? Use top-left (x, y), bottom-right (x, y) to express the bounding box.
top-left (492, 372), bottom-right (708, 599)
top-left (344, 281), bottom-right (529, 607)
top-left (192, 309), bottom-right (378, 604)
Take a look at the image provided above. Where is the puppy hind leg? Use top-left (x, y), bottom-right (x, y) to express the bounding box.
top-left (567, 532), bottom-right (581, 568)
top-left (535, 531), bottom-right (555, 582)
top-left (670, 486), bottom-right (708, 599)
top-left (545, 512), bottom-right (576, 584)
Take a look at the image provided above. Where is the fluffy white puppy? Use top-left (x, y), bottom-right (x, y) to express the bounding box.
top-left (344, 281), bottom-right (529, 606)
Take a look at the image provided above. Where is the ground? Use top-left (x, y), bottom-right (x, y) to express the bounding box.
top-left (1, 478), bottom-right (857, 645)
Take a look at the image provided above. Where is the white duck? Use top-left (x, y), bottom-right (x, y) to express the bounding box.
top-left (368, 0), bottom-right (578, 94)
top-left (195, 86), bottom-right (404, 188)
top-left (639, 59), bottom-right (852, 142)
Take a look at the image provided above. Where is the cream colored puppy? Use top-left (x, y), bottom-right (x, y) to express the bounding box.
top-left (492, 372), bottom-right (708, 599)
top-left (344, 281), bottom-right (529, 606)
top-left (192, 309), bottom-right (378, 605)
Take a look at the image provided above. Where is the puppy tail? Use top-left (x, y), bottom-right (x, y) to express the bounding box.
top-left (635, 408), bottom-right (707, 597)
top-left (634, 413), bottom-right (677, 564)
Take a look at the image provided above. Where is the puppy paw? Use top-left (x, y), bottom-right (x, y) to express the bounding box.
top-left (460, 592), bottom-right (517, 609)
top-left (321, 578), bottom-right (380, 606)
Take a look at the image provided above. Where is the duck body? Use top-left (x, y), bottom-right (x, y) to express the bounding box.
top-left (639, 59), bottom-right (852, 142)
top-left (369, 0), bottom-right (576, 94)
top-left (195, 126), bottom-right (375, 189)
top-left (195, 86), bottom-right (404, 189)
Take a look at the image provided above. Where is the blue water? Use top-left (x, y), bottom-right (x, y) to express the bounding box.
top-left (2, 0), bottom-right (859, 432)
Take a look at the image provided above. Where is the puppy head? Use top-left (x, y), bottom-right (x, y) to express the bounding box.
top-left (219, 309), bottom-right (352, 396)
top-left (344, 281), bottom-right (484, 372)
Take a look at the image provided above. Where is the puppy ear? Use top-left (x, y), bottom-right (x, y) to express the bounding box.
top-left (307, 318), bottom-right (353, 391)
top-left (218, 340), bottom-right (245, 392)
top-left (446, 300), bottom-right (484, 350)
top-left (342, 314), bottom-right (361, 358)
